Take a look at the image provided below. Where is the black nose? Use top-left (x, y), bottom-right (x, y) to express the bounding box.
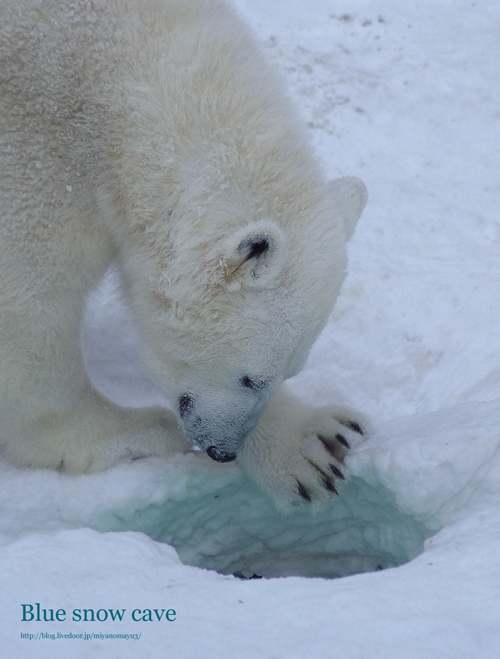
top-left (206, 446), bottom-right (237, 463)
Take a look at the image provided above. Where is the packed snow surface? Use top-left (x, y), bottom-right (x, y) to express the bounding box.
top-left (1, 0), bottom-right (500, 657)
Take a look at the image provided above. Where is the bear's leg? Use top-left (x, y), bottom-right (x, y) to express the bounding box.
top-left (237, 385), bottom-right (366, 506)
top-left (0, 267), bottom-right (191, 472)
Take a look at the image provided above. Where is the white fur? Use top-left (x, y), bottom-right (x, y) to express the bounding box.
top-left (0, 0), bottom-right (367, 504)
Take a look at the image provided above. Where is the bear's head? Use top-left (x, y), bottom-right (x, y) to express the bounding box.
top-left (121, 174), bottom-right (367, 462)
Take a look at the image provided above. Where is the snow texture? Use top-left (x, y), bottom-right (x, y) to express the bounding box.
top-left (1, 0), bottom-right (500, 657)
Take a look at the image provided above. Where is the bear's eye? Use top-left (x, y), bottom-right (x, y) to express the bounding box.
top-left (178, 393), bottom-right (194, 417)
top-left (240, 238), bottom-right (269, 262)
top-left (241, 375), bottom-right (266, 391)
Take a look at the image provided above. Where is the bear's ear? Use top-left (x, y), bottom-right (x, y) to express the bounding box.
top-left (221, 220), bottom-right (286, 290)
top-left (328, 176), bottom-right (368, 240)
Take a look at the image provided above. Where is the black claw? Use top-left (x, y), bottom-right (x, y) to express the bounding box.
top-left (336, 433), bottom-right (351, 450)
top-left (296, 480), bottom-right (312, 502)
top-left (307, 459), bottom-right (340, 495)
top-left (329, 463), bottom-right (345, 480)
top-left (318, 434), bottom-right (338, 458)
top-left (322, 477), bottom-right (339, 495)
top-left (342, 420), bottom-right (364, 436)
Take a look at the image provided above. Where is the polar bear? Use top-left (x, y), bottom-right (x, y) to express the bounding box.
top-left (0, 0), bottom-right (367, 505)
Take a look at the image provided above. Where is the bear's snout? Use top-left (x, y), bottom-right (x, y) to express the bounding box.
top-left (178, 388), bottom-right (267, 459)
top-left (206, 446), bottom-right (237, 463)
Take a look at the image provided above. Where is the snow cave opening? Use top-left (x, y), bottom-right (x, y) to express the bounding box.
top-left (95, 470), bottom-right (433, 580)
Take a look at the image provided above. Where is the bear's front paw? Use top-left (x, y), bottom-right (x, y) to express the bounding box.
top-left (285, 408), bottom-right (365, 504)
top-left (238, 394), bottom-right (367, 507)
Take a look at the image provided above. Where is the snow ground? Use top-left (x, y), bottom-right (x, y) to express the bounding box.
top-left (1, 0), bottom-right (500, 657)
